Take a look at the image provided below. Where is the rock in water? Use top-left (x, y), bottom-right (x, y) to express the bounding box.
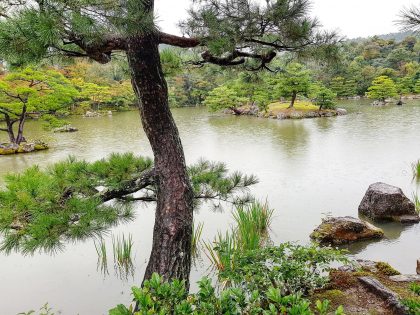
top-left (53, 125), bottom-right (78, 133)
top-left (310, 216), bottom-right (384, 245)
top-left (417, 259), bottom-right (420, 275)
top-left (358, 182), bottom-right (420, 223)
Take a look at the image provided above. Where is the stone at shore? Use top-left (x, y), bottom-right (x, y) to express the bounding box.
top-left (0, 142), bottom-right (48, 155)
top-left (371, 100), bottom-right (387, 106)
top-left (84, 111), bottom-right (101, 117)
top-left (417, 259), bottom-right (420, 275)
top-left (310, 216), bottom-right (384, 245)
top-left (53, 125), bottom-right (78, 133)
top-left (336, 108), bottom-right (348, 116)
top-left (389, 274), bottom-right (420, 282)
top-left (358, 182), bottom-right (419, 223)
top-left (358, 277), bottom-right (408, 315)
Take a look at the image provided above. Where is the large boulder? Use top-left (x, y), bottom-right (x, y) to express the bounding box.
top-left (358, 182), bottom-right (419, 223)
top-left (310, 216), bottom-right (384, 245)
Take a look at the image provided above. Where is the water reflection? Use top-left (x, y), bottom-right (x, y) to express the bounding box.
top-left (314, 116), bottom-right (337, 132)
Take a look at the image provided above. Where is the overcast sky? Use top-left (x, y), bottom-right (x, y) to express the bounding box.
top-left (155, 0), bottom-right (418, 39)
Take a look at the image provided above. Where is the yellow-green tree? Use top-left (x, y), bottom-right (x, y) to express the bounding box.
top-left (0, 68), bottom-right (78, 144)
top-left (367, 76), bottom-right (398, 102)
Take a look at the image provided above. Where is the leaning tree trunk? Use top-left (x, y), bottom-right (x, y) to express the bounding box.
top-left (15, 104), bottom-right (27, 144)
top-left (127, 33), bottom-right (195, 288)
top-left (4, 114), bottom-right (16, 144)
top-left (288, 91), bottom-right (297, 108)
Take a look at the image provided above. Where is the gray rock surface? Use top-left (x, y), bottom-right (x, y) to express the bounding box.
top-left (359, 182), bottom-right (419, 223)
top-left (358, 277), bottom-right (409, 315)
top-left (390, 274), bottom-right (420, 282)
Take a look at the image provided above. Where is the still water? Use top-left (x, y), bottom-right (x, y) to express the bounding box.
top-left (1, 100), bottom-right (420, 314)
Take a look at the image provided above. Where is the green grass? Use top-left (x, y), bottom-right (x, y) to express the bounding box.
top-left (268, 100), bottom-right (319, 112)
top-left (410, 283), bottom-right (420, 296)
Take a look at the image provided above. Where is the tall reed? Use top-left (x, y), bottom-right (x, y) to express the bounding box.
top-left (412, 160), bottom-right (420, 182)
top-left (233, 201), bottom-right (274, 250)
top-left (204, 201), bottom-right (275, 273)
top-left (204, 231), bottom-right (237, 272)
top-left (111, 234), bottom-right (135, 280)
top-left (94, 238), bottom-right (109, 276)
top-left (192, 221), bottom-right (204, 258)
top-left (112, 234), bottom-right (134, 266)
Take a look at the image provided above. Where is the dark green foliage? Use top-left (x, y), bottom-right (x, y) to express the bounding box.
top-left (109, 272), bottom-right (343, 315)
top-left (311, 85), bottom-right (336, 110)
top-left (189, 159), bottom-right (258, 205)
top-left (0, 154), bottom-right (258, 254)
top-left (0, 153), bottom-right (149, 254)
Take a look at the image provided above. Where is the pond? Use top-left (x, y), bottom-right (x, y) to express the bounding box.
top-left (1, 100), bottom-right (420, 314)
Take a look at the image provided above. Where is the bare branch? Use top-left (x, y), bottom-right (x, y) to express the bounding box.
top-left (159, 32), bottom-right (201, 48)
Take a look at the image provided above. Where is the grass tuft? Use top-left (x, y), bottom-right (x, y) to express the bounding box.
top-left (412, 160), bottom-right (420, 182)
top-left (192, 221), bottom-right (204, 258)
top-left (205, 201), bottom-right (275, 272)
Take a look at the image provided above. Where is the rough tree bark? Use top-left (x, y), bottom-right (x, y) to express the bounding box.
top-left (126, 33), bottom-right (195, 287)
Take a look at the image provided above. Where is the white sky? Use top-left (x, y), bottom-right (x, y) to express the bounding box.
top-left (155, 0), bottom-right (418, 38)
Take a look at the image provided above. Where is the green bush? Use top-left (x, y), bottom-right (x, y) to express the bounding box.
top-left (109, 273), bottom-right (344, 315)
top-left (219, 243), bottom-right (347, 296)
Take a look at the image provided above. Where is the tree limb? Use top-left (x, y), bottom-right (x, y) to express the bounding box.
top-left (159, 32), bottom-right (201, 48)
top-left (97, 168), bottom-right (156, 202)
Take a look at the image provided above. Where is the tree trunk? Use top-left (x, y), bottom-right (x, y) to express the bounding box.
top-left (15, 104), bottom-right (27, 144)
top-left (126, 33), bottom-right (194, 288)
top-left (4, 114), bottom-right (16, 144)
top-left (288, 91), bottom-right (297, 108)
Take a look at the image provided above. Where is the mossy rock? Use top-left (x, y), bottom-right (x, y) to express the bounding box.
top-left (0, 147), bottom-right (17, 155)
top-left (34, 143), bottom-right (49, 151)
top-left (310, 216), bottom-right (384, 245)
top-left (376, 262), bottom-right (401, 276)
top-left (0, 142), bottom-right (48, 155)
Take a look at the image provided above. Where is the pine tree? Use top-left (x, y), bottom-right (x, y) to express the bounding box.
top-left (0, 0), bottom-right (337, 288)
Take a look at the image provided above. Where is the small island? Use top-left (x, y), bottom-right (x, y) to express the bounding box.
top-left (231, 100), bottom-right (347, 120)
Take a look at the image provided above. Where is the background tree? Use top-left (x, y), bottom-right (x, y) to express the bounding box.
top-left (0, 0), bottom-right (337, 287)
top-left (311, 84), bottom-right (336, 110)
top-left (367, 76), bottom-right (398, 102)
top-left (276, 63), bottom-right (312, 108)
top-left (204, 85), bottom-right (246, 114)
top-left (0, 67), bottom-right (77, 145)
